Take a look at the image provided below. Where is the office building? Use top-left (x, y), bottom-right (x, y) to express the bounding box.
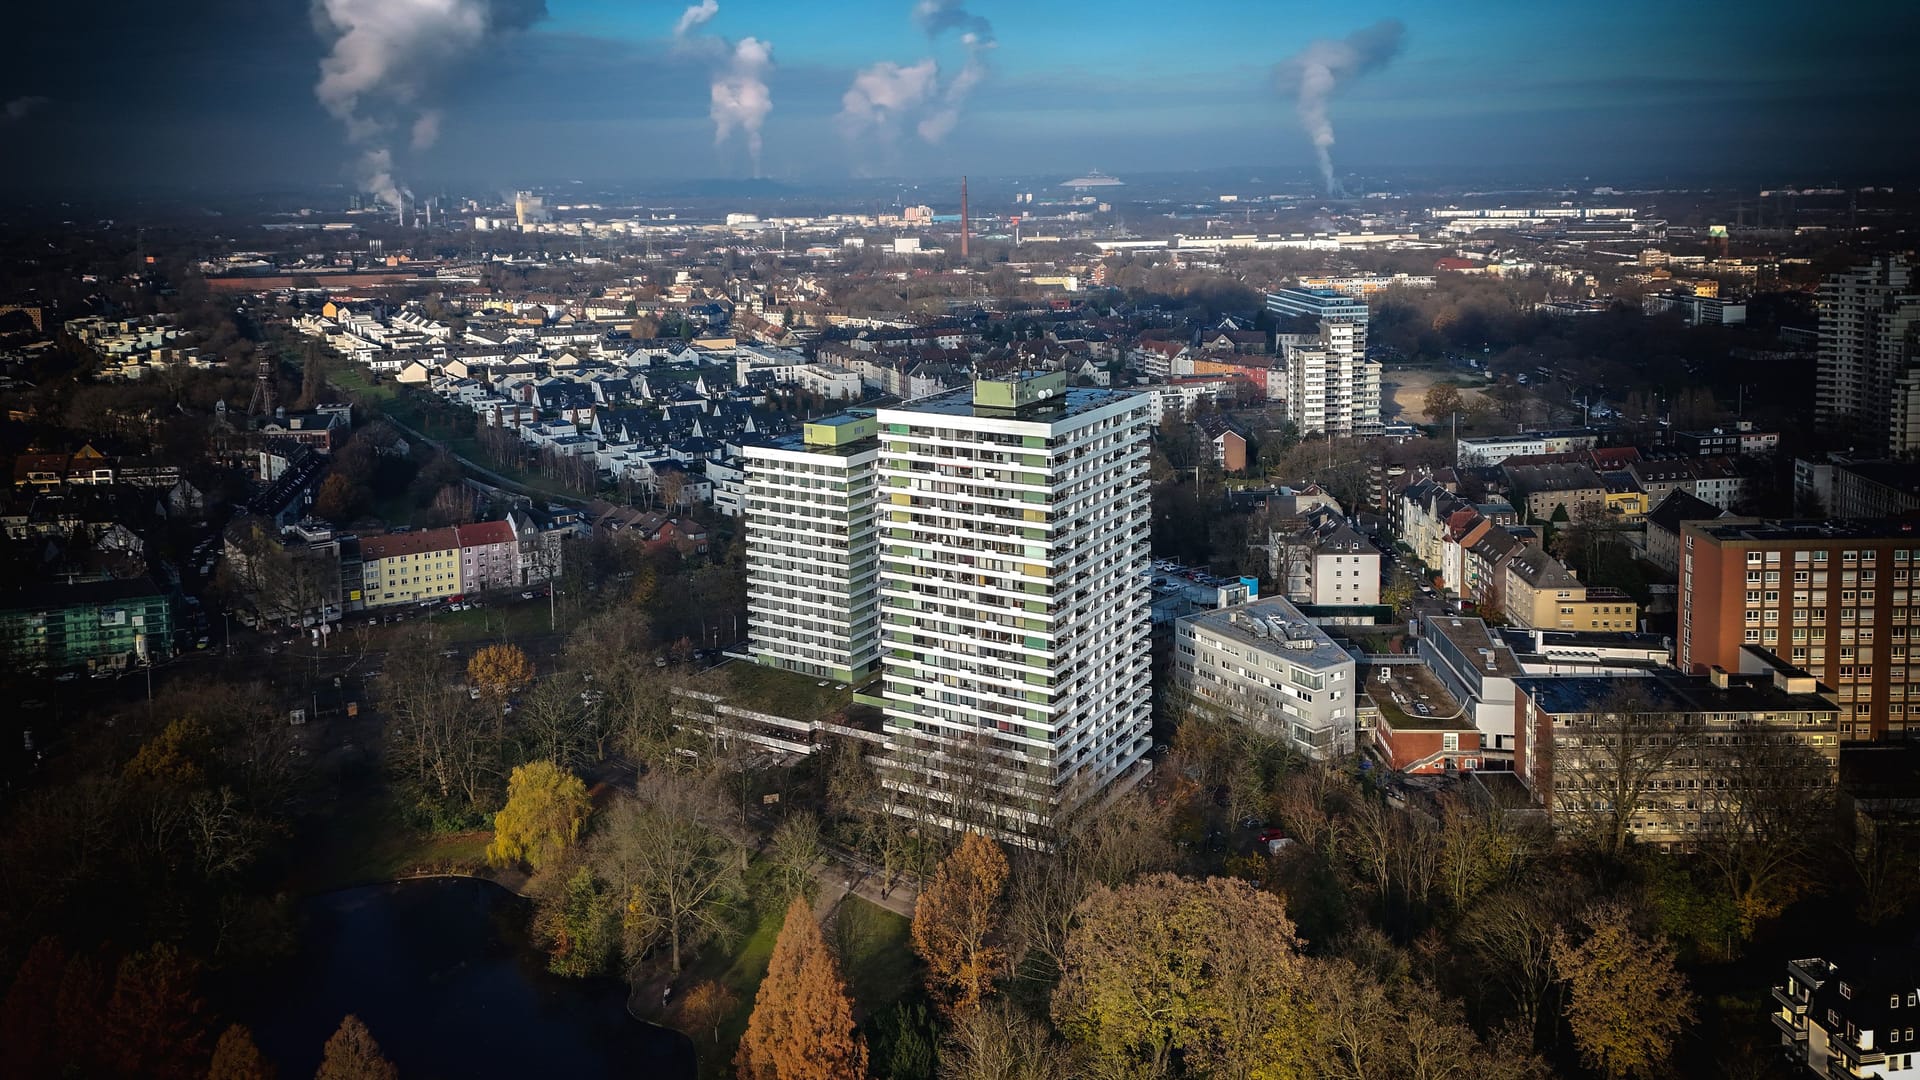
top-left (871, 373), bottom-right (1153, 840)
top-left (742, 413), bottom-right (882, 683)
top-left (1173, 596), bottom-right (1359, 760)
top-left (1814, 257), bottom-right (1920, 455)
top-left (1678, 519), bottom-right (1920, 743)
top-left (0, 578), bottom-right (173, 673)
top-left (1514, 666), bottom-right (1839, 849)
top-left (1265, 286), bottom-right (1371, 329)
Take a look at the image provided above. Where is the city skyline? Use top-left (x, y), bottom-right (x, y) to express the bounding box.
top-left (3, 0), bottom-right (1917, 196)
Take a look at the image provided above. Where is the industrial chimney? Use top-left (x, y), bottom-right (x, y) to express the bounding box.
top-left (960, 176), bottom-right (970, 260)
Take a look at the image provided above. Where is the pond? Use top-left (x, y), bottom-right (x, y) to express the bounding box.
top-left (245, 877), bottom-right (697, 1079)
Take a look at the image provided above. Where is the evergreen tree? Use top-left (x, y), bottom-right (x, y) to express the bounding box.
top-left (208, 1023), bottom-right (275, 1080)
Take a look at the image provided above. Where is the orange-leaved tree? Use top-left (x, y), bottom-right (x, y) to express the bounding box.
top-left (467, 643), bottom-right (533, 701)
top-left (910, 831), bottom-right (1010, 1017)
top-left (735, 896), bottom-right (868, 1080)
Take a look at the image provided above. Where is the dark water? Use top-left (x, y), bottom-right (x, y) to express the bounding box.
top-left (246, 877), bottom-right (697, 1079)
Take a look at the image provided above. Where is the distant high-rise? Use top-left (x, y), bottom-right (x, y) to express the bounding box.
top-left (1813, 256), bottom-right (1920, 455)
top-left (1277, 318), bottom-right (1381, 437)
top-left (742, 414), bottom-right (882, 683)
top-left (743, 373), bottom-right (1154, 843)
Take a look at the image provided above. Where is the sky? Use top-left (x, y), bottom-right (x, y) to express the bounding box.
top-left (0, 0), bottom-right (1914, 198)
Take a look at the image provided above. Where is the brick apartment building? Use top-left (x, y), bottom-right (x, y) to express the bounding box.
top-left (1678, 518), bottom-right (1920, 742)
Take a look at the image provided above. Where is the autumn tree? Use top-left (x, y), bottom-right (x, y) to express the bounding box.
top-left (313, 473), bottom-right (365, 524)
top-left (1456, 884), bottom-right (1574, 1048)
top-left (911, 832), bottom-right (1011, 1017)
top-left (1423, 381), bottom-right (1464, 424)
top-left (0, 937), bottom-right (64, 1075)
top-left (1004, 788), bottom-right (1174, 983)
top-left (735, 896), bottom-right (869, 1080)
top-left (487, 761), bottom-right (592, 871)
top-left (314, 1014), bottom-right (398, 1080)
top-left (105, 943), bottom-right (212, 1080)
top-left (467, 643), bottom-right (533, 702)
top-left (1051, 874), bottom-right (1314, 1079)
top-left (1550, 901), bottom-right (1694, 1080)
top-left (208, 1023), bottom-right (275, 1080)
top-left (675, 980), bottom-right (738, 1047)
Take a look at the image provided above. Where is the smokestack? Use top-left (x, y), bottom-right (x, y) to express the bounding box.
top-left (960, 175), bottom-right (970, 259)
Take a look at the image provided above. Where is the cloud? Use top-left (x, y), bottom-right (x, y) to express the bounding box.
top-left (673, 0), bottom-right (717, 40)
top-left (912, 0), bottom-right (992, 41)
top-left (1274, 18), bottom-right (1405, 194)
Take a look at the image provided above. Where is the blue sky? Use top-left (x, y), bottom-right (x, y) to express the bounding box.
top-left (0, 0), bottom-right (1913, 194)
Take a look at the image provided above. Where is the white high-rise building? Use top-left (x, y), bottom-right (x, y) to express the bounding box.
top-left (872, 373), bottom-right (1154, 841)
top-left (1814, 256), bottom-right (1920, 455)
top-left (741, 375), bottom-right (1154, 843)
top-left (1278, 319), bottom-right (1381, 436)
top-left (742, 413), bottom-right (882, 683)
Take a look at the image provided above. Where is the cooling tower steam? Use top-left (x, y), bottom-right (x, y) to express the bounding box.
top-left (1274, 18), bottom-right (1405, 196)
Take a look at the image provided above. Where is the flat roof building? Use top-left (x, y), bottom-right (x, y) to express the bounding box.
top-left (1174, 596), bottom-right (1359, 760)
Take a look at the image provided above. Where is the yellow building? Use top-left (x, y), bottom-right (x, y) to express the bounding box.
top-left (1503, 550), bottom-right (1640, 631)
top-left (359, 527), bottom-right (462, 607)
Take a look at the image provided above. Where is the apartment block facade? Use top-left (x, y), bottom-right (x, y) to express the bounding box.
top-left (1679, 519), bottom-right (1920, 742)
top-left (359, 527), bottom-right (462, 607)
top-left (1173, 596), bottom-right (1359, 760)
top-left (1774, 951), bottom-right (1920, 1080)
top-left (0, 577), bottom-right (173, 672)
top-left (1814, 257), bottom-right (1920, 456)
top-left (871, 374), bottom-right (1153, 840)
top-left (742, 413), bottom-right (882, 683)
top-left (1277, 319), bottom-right (1382, 437)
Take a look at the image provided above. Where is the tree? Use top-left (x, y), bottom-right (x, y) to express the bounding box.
top-left (208, 1024), bottom-right (275, 1080)
top-left (314, 1015), bottom-right (398, 1080)
top-left (590, 775), bottom-right (747, 975)
top-left (767, 812), bottom-right (825, 903)
top-left (313, 473), bottom-right (364, 524)
top-left (912, 832), bottom-right (1011, 1017)
top-left (675, 980), bottom-right (738, 1046)
top-left (467, 644), bottom-right (533, 702)
top-left (1456, 885), bottom-right (1571, 1048)
top-left (0, 937), bottom-right (64, 1076)
top-left (1550, 901), bottom-right (1694, 1080)
top-left (735, 896), bottom-right (869, 1080)
top-left (536, 864), bottom-right (618, 977)
top-left (1548, 686), bottom-right (1701, 858)
top-left (939, 1002), bottom-right (1071, 1080)
top-left (871, 1001), bottom-right (939, 1080)
top-left (106, 943), bottom-right (212, 1080)
top-left (1050, 874), bottom-right (1313, 1079)
top-left (1423, 382), bottom-right (1464, 425)
top-left (487, 761), bottom-right (592, 871)
top-left (1693, 727), bottom-right (1835, 938)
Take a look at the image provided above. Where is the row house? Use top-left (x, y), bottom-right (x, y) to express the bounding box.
top-left (455, 520), bottom-right (521, 593)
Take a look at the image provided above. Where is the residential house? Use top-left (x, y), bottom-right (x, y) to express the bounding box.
top-left (1503, 549), bottom-right (1639, 631)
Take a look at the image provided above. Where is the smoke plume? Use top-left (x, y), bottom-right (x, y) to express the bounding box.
top-left (1274, 19), bottom-right (1404, 195)
top-left (672, 2), bottom-right (774, 176)
top-left (4, 96), bottom-right (49, 123)
top-left (312, 0), bottom-right (545, 209)
top-left (838, 0), bottom-right (995, 151)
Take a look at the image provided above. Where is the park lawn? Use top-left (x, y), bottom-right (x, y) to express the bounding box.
top-left (327, 363), bottom-right (396, 402)
top-left (432, 601), bottom-right (554, 643)
top-left (677, 861), bottom-right (787, 1078)
top-left (833, 897), bottom-right (919, 1022)
top-left (291, 791), bottom-right (491, 894)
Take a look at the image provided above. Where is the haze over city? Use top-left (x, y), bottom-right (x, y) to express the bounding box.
top-left (3, 0), bottom-right (1917, 195)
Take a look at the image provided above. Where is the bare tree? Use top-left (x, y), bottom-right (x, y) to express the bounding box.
top-left (591, 772), bottom-right (748, 976)
top-left (1694, 725), bottom-right (1836, 937)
